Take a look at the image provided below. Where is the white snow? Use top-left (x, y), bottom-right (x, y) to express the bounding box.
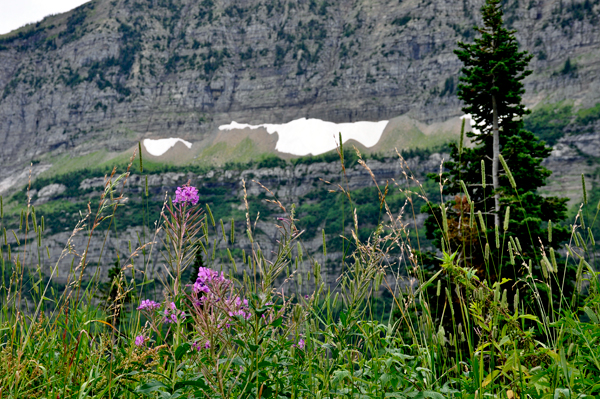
top-left (143, 138), bottom-right (192, 156)
top-left (218, 117), bottom-right (389, 156)
top-left (460, 114), bottom-right (482, 135)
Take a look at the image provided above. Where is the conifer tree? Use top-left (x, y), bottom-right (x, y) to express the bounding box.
top-left (424, 0), bottom-right (572, 313)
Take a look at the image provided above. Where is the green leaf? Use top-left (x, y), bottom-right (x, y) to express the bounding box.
top-left (173, 379), bottom-right (209, 392)
top-left (136, 380), bottom-right (171, 395)
top-left (231, 356), bottom-right (245, 366)
top-left (413, 392), bottom-right (445, 399)
top-left (554, 388), bottom-right (571, 399)
top-left (584, 307), bottom-right (599, 324)
top-left (270, 317), bottom-right (283, 327)
top-left (175, 343), bottom-right (191, 360)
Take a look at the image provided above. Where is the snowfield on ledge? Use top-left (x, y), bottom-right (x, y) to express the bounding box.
top-left (219, 118), bottom-right (389, 156)
top-left (143, 138), bottom-right (192, 156)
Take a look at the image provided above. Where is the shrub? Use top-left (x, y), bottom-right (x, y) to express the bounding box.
top-left (576, 103), bottom-right (600, 126)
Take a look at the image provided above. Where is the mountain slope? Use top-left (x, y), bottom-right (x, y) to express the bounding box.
top-left (0, 0), bottom-right (599, 189)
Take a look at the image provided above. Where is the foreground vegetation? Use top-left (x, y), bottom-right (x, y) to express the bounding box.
top-left (0, 145), bottom-right (599, 398)
top-left (2, 0), bottom-right (600, 395)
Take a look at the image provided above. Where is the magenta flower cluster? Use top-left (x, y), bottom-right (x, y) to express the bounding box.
top-left (193, 339), bottom-right (211, 351)
top-left (135, 335), bottom-right (146, 347)
top-left (293, 338), bottom-right (305, 350)
top-left (172, 185), bottom-right (199, 206)
top-left (229, 297), bottom-right (251, 320)
top-left (137, 299), bottom-right (161, 311)
top-left (192, 267), bottom-right (251, 321)
top-left (193, 267), bottom-right (228, 294)
top-left (163, 302), bottom-right (186, 324)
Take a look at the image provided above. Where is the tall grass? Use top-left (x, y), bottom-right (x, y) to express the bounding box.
top-left (1, 146), bottom-right (599, 398)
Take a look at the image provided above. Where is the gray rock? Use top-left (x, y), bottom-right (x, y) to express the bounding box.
top-left (38, 183), bottom-right (66, 198)
top-left (0, 0), bottom-right (598, 189)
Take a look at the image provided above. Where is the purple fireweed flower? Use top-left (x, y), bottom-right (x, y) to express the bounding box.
top-left (193, 267), bottom-right (229, 294)
top-left (292, 338), bottom-right (305, 349)
top-left (172, 185), bottom-right (199, 206)
top-left (193, 340), bottom-right (211, 351)
top-left (227, 296), bottom-right (251, 320)
top-left (163, 302), bottom-right (186, 324)
top-left (137, 299), bottom-right (161, 311)
top-left (197, 267), bottom-right (218, 283)
top-left (135, 335), bottom-right (146, 347)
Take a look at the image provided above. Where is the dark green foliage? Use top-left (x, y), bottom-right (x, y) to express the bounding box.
top-left (240, 46), bottom-right (254, 61)
top-left (60, 67), bottom-right (83, 87)
top-left (224, 5), bottom-right (248, 19)
top-left (425, 0), bottom-right (571, 315)
top-left (0, 26), bottom-right (45, 46)
top-left (455, 0), bottom-right (532, 139)
top-left (165, 54), bottom-right (181, 73)
top-left (116, 23), bottom-right (142, 76)
top-left (58, 3), bottom-right (94, 44)
top-left (189, 251), bottom-right (203, 283)
top-left (577, 103), bottom-right (600, 125)
top-left (96, 260), bottom-right (134, 328)
top-left (71, 22), bottom-right (140, 93)
top-left (274, 45), bottom-right (288, 67)
top-left (197, 0), bottom-right (215, 23)
top-left (554, 0), bottom-right (599, 26)
top-left (255, 156), bottom-right (288, 169)
top-left (2, 78), bottom-right (19, 99)
top-left (297, 19), bottom-right (327, 41)
top-left (391, 15), bottom-right (411, 26)
top-left (537, 50), bottom-right (547, 60)
top-left (440, 76), bottom-right (455, 97)
top-left (523, 103), bottom-right (572, 145)
top-left (523, 102), bottom-right (600, 144)
top-left (200, 47), bottom-right (230, 78)
top-left (308, 0), bottom-right (329, 15)
top-left (561, 57), bottom-right (577, 76)
top-left (397, 145), bottom-right (447, 160)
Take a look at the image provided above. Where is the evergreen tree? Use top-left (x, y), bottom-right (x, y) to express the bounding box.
top-left (97, 259), bottom-right (133, 328)
top-left (189, 247), bottom-right (205, 283)
top-left (423, 0), bottom-right (572, 315)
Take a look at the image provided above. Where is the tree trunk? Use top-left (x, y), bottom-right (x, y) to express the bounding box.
top-left (492, 94), bottom-right (500, 228)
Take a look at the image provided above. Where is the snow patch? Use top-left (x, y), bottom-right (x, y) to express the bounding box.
top-left (143, 138), bottom-right (192, 156)
top-left (219, 118), bottom-right (388, 156)
top-left (460, 114), bottom-right (481, 135)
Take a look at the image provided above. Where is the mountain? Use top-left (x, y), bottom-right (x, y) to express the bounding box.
top-left (0, 0), bottom-right (599, 194)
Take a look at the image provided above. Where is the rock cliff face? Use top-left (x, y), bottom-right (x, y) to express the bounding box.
top-left (8, 152), bottom-right (445, 289)
top-left (0, 0), bottom-right (599, 185)
top-left (5, 135), bottom-right (599, 292)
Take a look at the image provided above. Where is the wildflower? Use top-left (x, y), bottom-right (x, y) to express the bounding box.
top-left (163, 302), bottom-right (186, 324)
top-left (193, 267), bottom-right (229, 294)
top-left (137, 299), bottom-right (160, 311)
top-left (227, 296), bottom-right (251, 320)
top-left (172, 185), bottom-right (199, 206)
top-left (193, 340), bottom-right (211, 350)
top-left (293, 338), bottom-right (305, 349)
top-left (135, 335), bottom-right (146, 347)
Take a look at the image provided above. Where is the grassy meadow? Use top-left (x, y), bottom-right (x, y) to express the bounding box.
top-left (0, 142), bottom-right (599, 399)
